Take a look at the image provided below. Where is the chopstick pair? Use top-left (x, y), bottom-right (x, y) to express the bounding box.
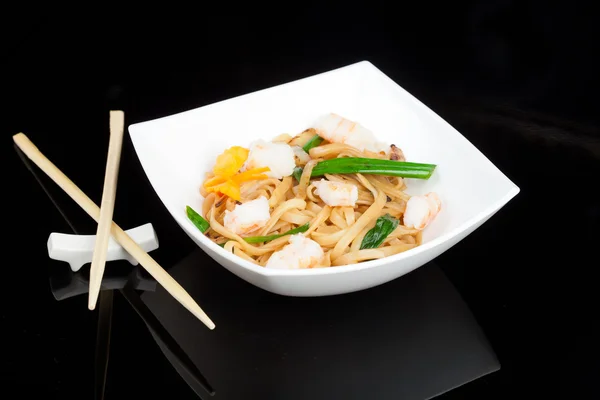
top-left (15, 143), bottom-right (214, 397)
top-left (13, 121), bottom-right (215, 330)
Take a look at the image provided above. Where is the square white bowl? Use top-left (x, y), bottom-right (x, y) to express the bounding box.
top-left (129, 61), bottom-right (519, 297)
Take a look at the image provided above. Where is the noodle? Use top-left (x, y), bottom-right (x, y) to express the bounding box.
top-left (350, 218), bottom-right (377, 253)
top-left (332, 243), bottom-right (416, 266)
top-left (296, 159), bottom-right (318, 200)
top-left (342, 207), bottom-right (355, 227)
top-left (304, 205), bottom-right (331, 236)
top-left (259, 198), bottom-right (306, 236)
top-left (329, 207), bottom-right (348, 229)
top-left (311, 228), bottom-right (347, 247)
top-left (309, 143), bottom-right (387, 160)
top-left (269, 177), bottom-right (293, 207)
top-left (198, 122), bottom-right (432, 269)
top-left (280, 211), bottom-right (312, 225)
top-left (288, 128), bottom-right (318, 147)
top-left (330, 176), bottom-right (387, 260)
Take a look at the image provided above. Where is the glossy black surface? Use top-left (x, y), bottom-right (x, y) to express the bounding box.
top-left (4, 5), bottom-right (599, 399)
top-left (142, 252), bottom-right (499, 400)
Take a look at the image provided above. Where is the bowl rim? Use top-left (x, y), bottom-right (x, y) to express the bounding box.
top-left (129, 60), bottom-right (520, 277)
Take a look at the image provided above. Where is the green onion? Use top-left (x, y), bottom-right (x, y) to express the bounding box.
top-left (186, 205), bottom-right (210, 233)
top-left (360, 214), bottom-right (399, 249)
top-left (293, 158), bottom-right (436, 180)
top-left (311, 157), bottom-right (436, 179)
top-left (302, 134), bottom-right (324, 153)
top-left (244, 223), bottom-right (310, 244)
top-left (293, 166), bottom-right (304, 182)
top-left (218, 242), bottom-right (227, 248)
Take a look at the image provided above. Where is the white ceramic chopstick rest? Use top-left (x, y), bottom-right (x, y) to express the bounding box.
top-left (47, 223), bottom-right (159, 272)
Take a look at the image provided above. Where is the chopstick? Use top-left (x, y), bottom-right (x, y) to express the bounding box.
top-left (13, 133), bottom-right (216, 330)
top-left (89, 111), bottom-right (125, 310)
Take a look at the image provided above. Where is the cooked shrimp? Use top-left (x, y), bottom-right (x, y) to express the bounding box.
top-left (312, 113), bottom-right (389, 154)
top-left (403, 192), bottom-right (441, 230)
top-left (313, 179), bottom-right (358, 207)
top-left (265, 234), bottom-right (325, 269)
top-left (224, 196), bottom-right (271, 236)
top-left (243, 139), bottom-right (296, 179)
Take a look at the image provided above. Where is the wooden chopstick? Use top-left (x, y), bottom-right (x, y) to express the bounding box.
top-left (89, 111), bottom-right (125, 310)
top-left (13, 133), bottom-right (215, 330)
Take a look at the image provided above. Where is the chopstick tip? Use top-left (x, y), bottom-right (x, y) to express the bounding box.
top-left (13, 133), bottom-right (39, 155)
top-left (13, 132), bottom-right (27, 143)
top-left (189, 302), bottom-right (216, 329)
top-left (200, 314), bottom-right (216, 330)
top-left (88, 290), bottom-right (100, 310)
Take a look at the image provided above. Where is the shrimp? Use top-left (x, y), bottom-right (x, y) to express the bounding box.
top-left (312, 113), bottom-right (389, 154)
top-left (223, 196), bottom-right (271, 236)
top-left (243, 140), bottom-right (296, 179)
top-left (403, 192), bottom-right (441, 230)
top-left (265, 234), bottom-right (325, 269)
top-left (312, 179), bottom-right (358, 207)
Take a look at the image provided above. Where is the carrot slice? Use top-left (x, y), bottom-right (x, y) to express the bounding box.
top-left (213, 146), bottom-right (249, 178)
top-left (204, 162), bottom-right (270, 201)
top-left (203, 175), bottom-right (227, 188)
top-left (231, 167), bottom-right (270, 183)
top-left (213, 179), bottom-right (241, 201)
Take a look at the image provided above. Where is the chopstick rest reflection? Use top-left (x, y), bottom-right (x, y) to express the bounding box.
top-left (13, 133), bottom-right (215, 330)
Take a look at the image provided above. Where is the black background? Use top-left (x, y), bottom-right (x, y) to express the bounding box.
top-left (3, 2), bottom-right (599, 399)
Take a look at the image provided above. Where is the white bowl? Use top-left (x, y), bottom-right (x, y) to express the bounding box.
top-left (129, 61), bottom-right (519, 297)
